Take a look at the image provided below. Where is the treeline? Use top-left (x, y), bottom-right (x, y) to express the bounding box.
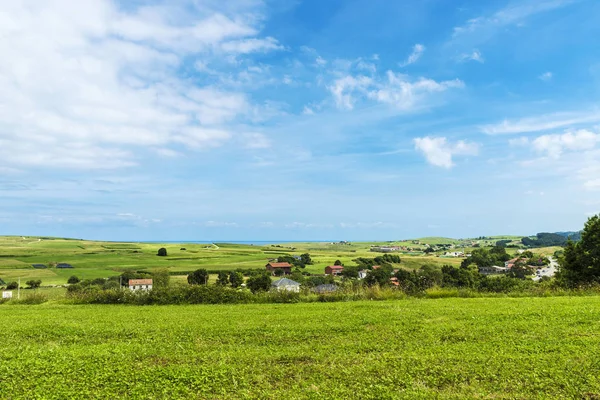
top-left (521, 231), bottom-right (581, 247)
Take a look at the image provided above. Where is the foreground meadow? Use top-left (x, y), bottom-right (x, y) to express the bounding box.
top-left (2, 297), bottom-right (600, 399)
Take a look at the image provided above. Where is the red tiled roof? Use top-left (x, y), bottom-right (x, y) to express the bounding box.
top-left (372, 265), bottom-right (381, 269)
top-left (129, 279), bottom-right (153, 285)
top-left (327, 265), bottom-right (344, 270)
top-left (266, 262), bottom-right (292, 268)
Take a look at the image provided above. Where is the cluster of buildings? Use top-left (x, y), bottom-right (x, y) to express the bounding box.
top-left (370, 246), bottom-right (404, 253)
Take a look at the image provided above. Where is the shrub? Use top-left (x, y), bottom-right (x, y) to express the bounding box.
top-left (67, 276), bottom-right (80, 284)
top-left (188, 269), bottom-right (209, 285)
top-left (13, 292), bottom-right (48, 305)
top-left (6, 282), bottom-right (18, 290)
top-left (157, 248), bottom-right (167, 257)
top-left (246, 274), bottom-right (272, 293)
top-left (25, 280), bottom-right (42, 289)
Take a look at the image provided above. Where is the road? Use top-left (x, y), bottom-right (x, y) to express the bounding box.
top-left (532, 256), bottom-right (558, 281)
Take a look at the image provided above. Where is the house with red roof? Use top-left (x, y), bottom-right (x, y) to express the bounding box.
top-left (266, 262), bottom-right (292, 275)
top-left (325, 265), bottom-right (344, 276)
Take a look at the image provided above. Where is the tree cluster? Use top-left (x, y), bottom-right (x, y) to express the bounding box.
top-left (276, 253), bottom-right (313, 268)
top-left (559, 215), bottom-right (600, 286)
top-left (461, 246), bottom-right (511, 268)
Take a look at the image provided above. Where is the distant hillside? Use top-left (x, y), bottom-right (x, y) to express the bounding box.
top-left (521, 231), bottom-right (582, 248)
top-left (554, 231), bottom-right (582, 241)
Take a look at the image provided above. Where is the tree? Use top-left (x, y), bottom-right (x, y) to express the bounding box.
top-left (229, 271), bottom-right (244, 288)
top-left (509, 259), bottom-right (534, 279)
top-left (560, 214), bottom-right (600, 285)
top-left (300, 253), bottom-right (313, 265)
top-left (6, 282), bottom-right (18, 290)
top-left (334, 259), bottom-right (343, 266)
top-left (67, 276), bottom-right (80, 284)
top-left (157, 248), bottom-right (168, 257)
top-left (26, 280), bottom-right (42, 289)
top-left (246, 273), bottom-right (272, 293)
top-left (153, 268), bottom-right (170, 289)
top-left (364, 268), bottom-right (392, 287)
top-left (188, 269), bottom-right (209, 285)
top-left (216, 271), bottom-right (229, 286)
top-left (341, 265), bottom-right (359, 279)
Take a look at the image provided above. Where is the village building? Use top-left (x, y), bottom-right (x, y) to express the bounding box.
top-left (358, 270), bottom-right (368, 279)
top-left (265, 262), bottom-right (293, 275)
top-left (479, 266), bottom-right (510, 275)
top-left (129, 279), bottom-right (153, 291)
top-left (271, 278), bottom-right (300, 292)
top-left (505, 257), bottom-right (520, 269)
top-left (325, 265), bottom-right (344, 276)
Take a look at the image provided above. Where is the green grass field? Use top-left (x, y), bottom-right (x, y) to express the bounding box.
top-left (0, 235), bottom-right (558, 287)
top-left (0, 236), bottom-right (471, 285)
top-left (2, 297), bottom-right (599, 399)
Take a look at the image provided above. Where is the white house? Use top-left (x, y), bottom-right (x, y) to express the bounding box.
top-left (358, 270), bottom-right (368, 279)
top-left (271, 278), bottom-right (300, 292)
top-left (129, 279), bottom-right (153, 291)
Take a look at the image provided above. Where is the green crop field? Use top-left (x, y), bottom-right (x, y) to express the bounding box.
top-left (1, 297), bottom-right (599, 399)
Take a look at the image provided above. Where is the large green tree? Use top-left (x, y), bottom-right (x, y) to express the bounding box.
top-left (560, 214), bottom-right (600, 285)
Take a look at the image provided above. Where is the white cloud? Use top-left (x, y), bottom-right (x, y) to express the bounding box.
top-left (302, 106), bottom-right (315, 115)
top-left (204, 221), bottom-right (238, 227)
top-left (315, 56), bottom-right (327, 67)
top-left (481, 111), bottom-right (600, 134)
top-left (539, 72), bottom-right (553, 81)
top-left (453, 0), bottom-right (576, 38)
top-left (329, 71), bottom-right (463, 111)
top-left (399, 44), bottom-right (425, 67)
top-left (220, 37), bottom-right (284, 54)
top-left (328, 75), bottom-right (373, 110)
top-left (414, 137), bottom-right (479, 168)
top-left (458, 50), bottom-right (484, 63)
top-left (369, 72), bottom-right (464, 110)
top-left (532, 129), bottom-right (600, 158)
top-left (0, 0), bottom-right (280, 170)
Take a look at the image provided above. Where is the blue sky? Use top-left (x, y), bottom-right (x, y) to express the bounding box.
top-left (1, 0), bottom-right (599, 241)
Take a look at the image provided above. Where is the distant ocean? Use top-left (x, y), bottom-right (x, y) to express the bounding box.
top-left (140, 240), bottom-right (336, 245)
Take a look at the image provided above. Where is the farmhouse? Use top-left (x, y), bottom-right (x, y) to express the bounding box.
top-left (505, 257), bottom-right (520, 269)
top-left (129, 279), bottom-right (153, 291)
top-left (266, 262), bottom-right (292, 275)
top-left (479, 265), bottom-right (509, 275)
top-left (371, 246), bottom-right (401, 253)
top-left (325, 265), bottom-right (344, 276)
top-left (358, 270), bottom-right (368, 279)
top-left (444, 251), bottom-right (465, 257)
top-left (271, 278), bottom-right (300, 292)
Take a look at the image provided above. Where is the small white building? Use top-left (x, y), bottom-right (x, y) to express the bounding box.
top-left (358, 270), bottom-right (368, 279)
top-left (271, 278), bottom-right (300, 293)
top-left (129, 279), bottom-right (153, 291)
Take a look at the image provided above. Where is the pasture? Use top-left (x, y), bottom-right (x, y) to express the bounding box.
top-left (0, 236), bottom-right (467, 285)
top-left (1, 297), bottom-right (599, 398)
